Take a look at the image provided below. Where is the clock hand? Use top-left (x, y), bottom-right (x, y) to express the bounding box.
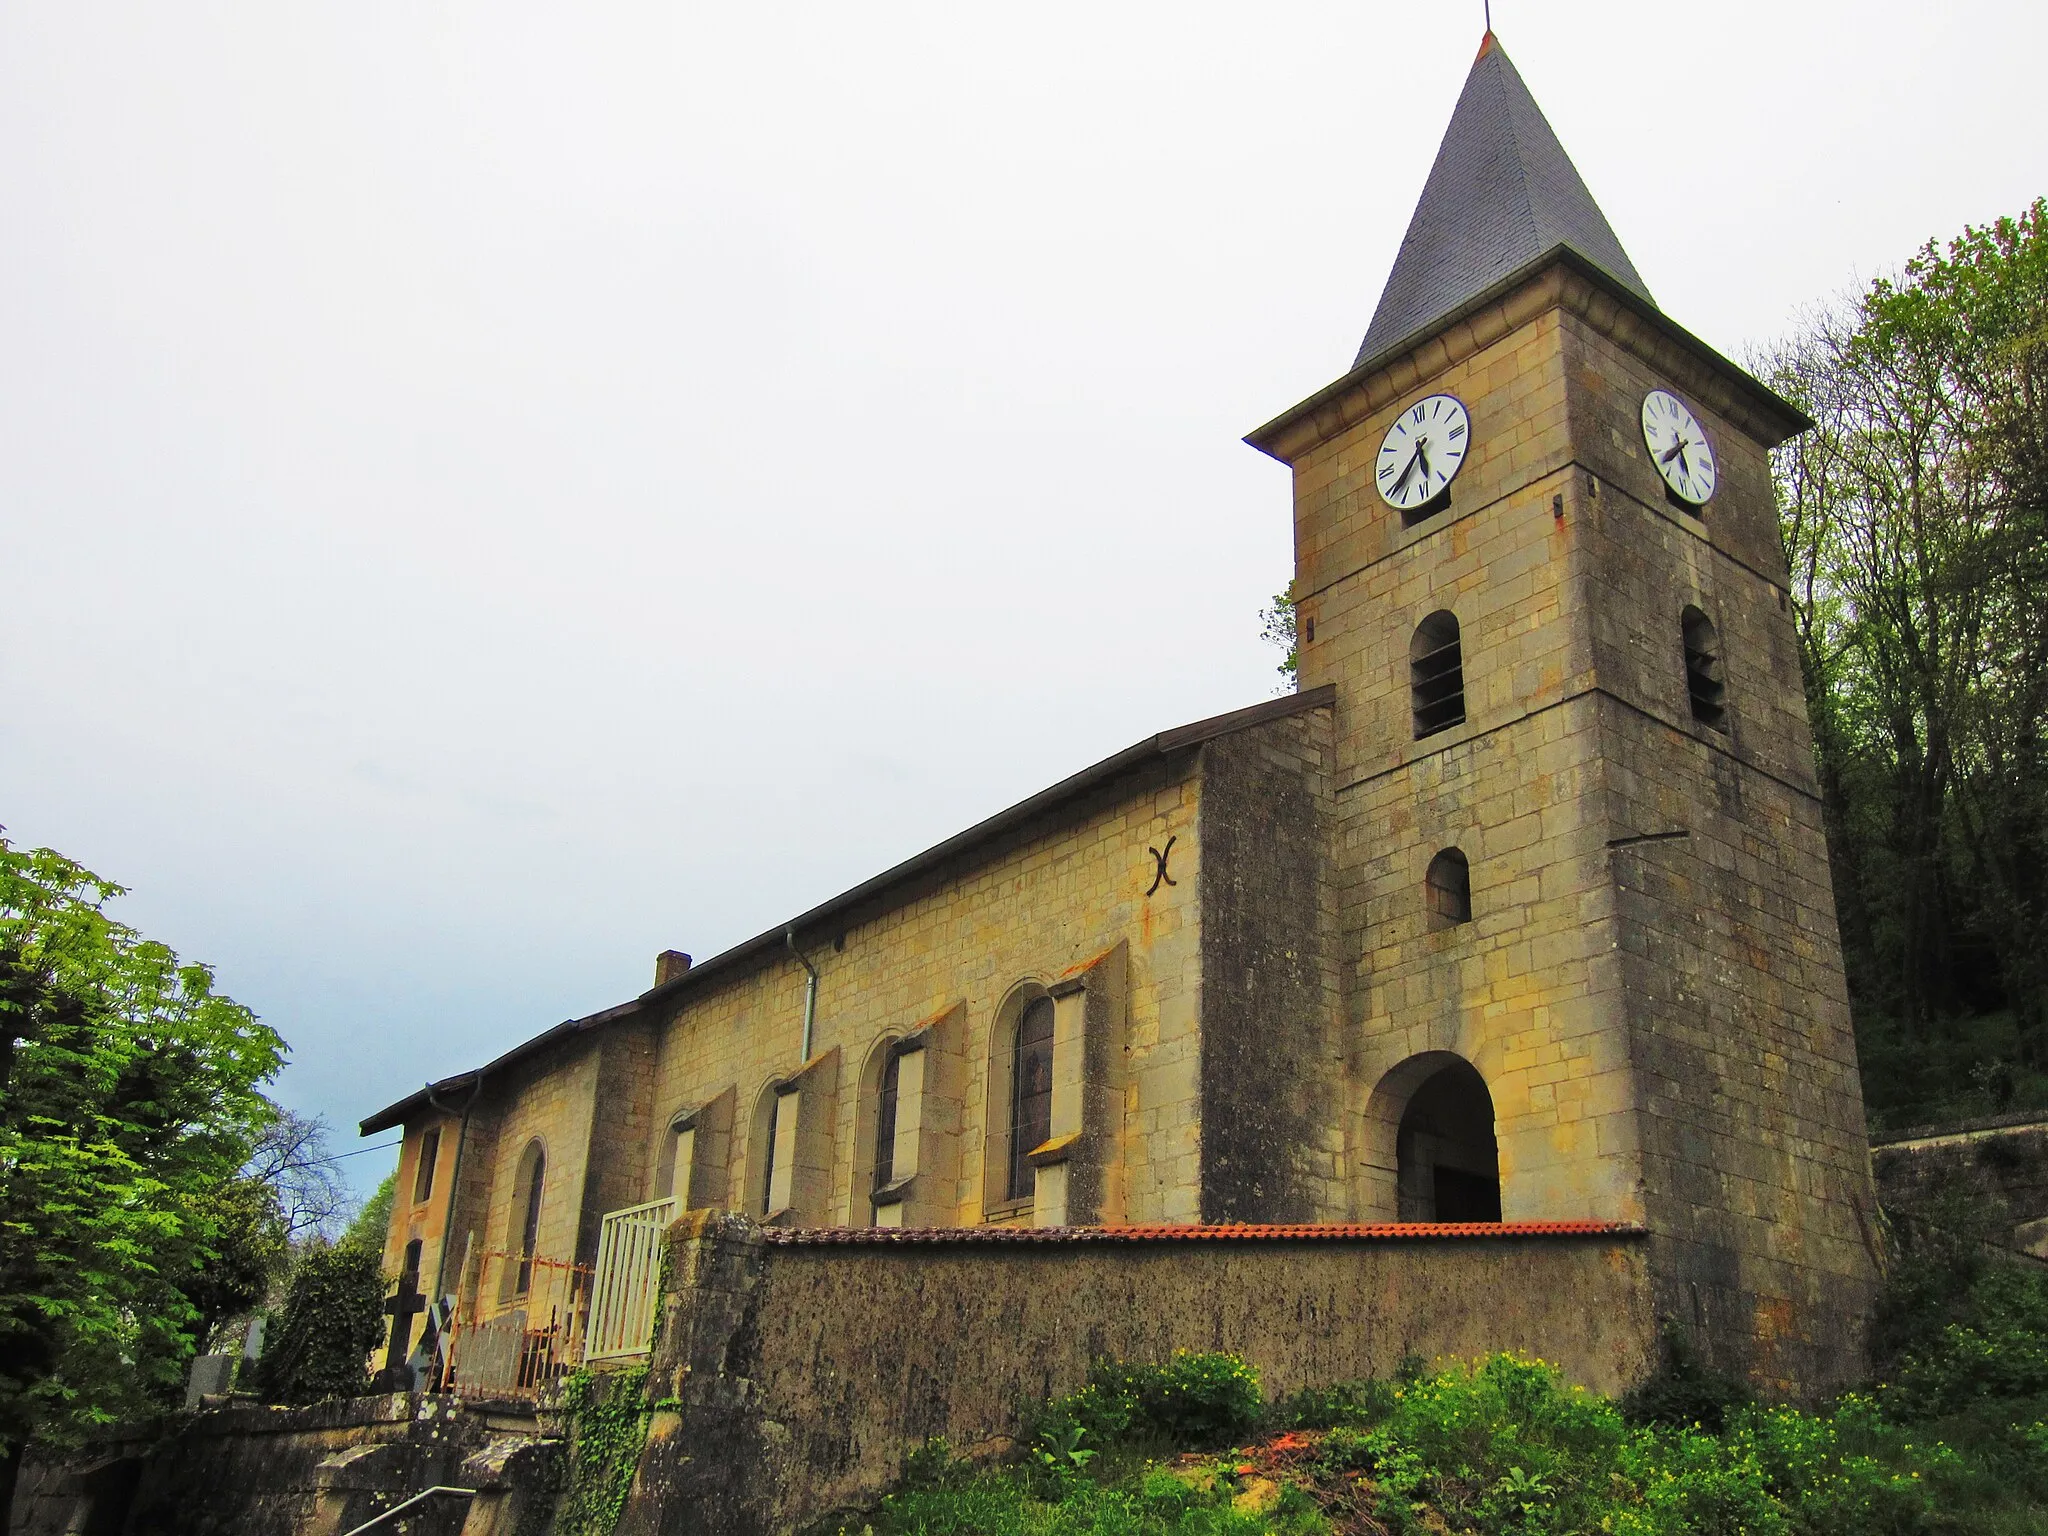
top-left (1416, 440), bottom-right (1433, 483)
top-left (1390, 444), bottom-right (1423, 495)
top-left (1660, 438), bottom-right (1689, 465)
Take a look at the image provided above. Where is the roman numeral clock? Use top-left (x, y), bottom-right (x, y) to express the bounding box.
top-left (1376, 394), bottom-right (1470, 517)
top-left (1642, 388), bottom-right (1716, 505)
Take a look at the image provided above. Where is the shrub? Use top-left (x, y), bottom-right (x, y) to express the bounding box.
top-left (1622, 1326), bottom-right (1753, 1433)
top-left (1881, 1263), bottom-right (2048, 1420)
top-left (1271, 1377), bottom-right (1399, 1430)
top-left (254, 1240), bottom-right (385, 1404)
top-left (1352, 1354), bottom-right (1626, 1534)
top-left (1035, 1352), bottom-right (1265, 1452)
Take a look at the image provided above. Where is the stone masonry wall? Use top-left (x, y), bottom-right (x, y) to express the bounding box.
top-left (639, 752), bottom-right (1208, 1232)
top-left (1197, 706), bottom-right (1345, 1221)
top-left (615, 1214), bottom-right (1656, 1536)
top-left (1566, 301), bottom-right (1879, 1395)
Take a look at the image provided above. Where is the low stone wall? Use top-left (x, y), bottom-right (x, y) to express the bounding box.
top-left (10, 1392), bottom-right (561, 1536)
top-left (1873, 1114), bottom-right (2048, 1255)
top-left (619, 1213), bottom-right (1656, 1536)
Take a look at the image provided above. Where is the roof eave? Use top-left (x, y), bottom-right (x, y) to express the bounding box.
top-left (1245, 245), bottom-right (1811, 461)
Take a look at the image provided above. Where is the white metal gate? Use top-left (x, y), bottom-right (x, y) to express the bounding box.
top-left (585, 1196), bottom-right (678, 1362)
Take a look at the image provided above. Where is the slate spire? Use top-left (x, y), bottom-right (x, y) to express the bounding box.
top-left (1354, 32), bottom-right (1655, 368)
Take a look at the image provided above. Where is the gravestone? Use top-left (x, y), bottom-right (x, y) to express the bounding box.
top-left (184, 1352), bottom-right (235, 1410)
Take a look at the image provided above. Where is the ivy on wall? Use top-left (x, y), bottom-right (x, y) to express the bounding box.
top-left (556, 1365), bottom-right (654, 1536)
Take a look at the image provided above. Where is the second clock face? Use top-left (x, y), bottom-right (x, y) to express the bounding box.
top-left (1376, 394), bottom-right (1470, 511)
top-left (1642, 389), bottom-right (1717, 505)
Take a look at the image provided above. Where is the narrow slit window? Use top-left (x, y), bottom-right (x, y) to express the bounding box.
top-left (1007, 997), bottom-right (1055, 1202)
top-left (760, 1092), bottom-right (781, 1216)
top-left (1682, 606), bottom-right (1727, 730)
top-left (874, 1047), bottom-right (902, 1191)
top-left (1410, 611), bottom-right (1466, 739)
top-left (412, 1127), bottom-right (440, 1205)
top-left (514, 1144), bottom-right (544, 1295)
top-left (1426, 848), bottom-right (1472, 928)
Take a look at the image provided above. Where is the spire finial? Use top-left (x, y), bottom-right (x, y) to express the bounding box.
top-left (1478, 2), bottom-right (1496, 57)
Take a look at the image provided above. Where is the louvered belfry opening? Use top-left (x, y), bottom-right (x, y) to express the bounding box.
top-left (1682, 606), bottom-right (1727, 730)
top-left (1410, 610), bottom-right (1467, 739)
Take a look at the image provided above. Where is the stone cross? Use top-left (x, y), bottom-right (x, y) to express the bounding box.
top-left (381, 1263), bottom-right (428, 1377)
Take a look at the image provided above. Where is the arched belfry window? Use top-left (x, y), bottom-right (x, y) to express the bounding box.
top-left (1410, 611), bottom-right (1466, 739)
top-left (1426, 848), bottom-right (1471, 928)
top-left (1681, 607), bottom-right (1727, 730)
top-left (1007, 996), bottom-right (1056, 1202)
top-left (1396, 1059), bottom-right (1500, 1222)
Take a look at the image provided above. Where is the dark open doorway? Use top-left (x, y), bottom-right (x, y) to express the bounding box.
top-left (1396, 1057), bottom-right (1502, 1222)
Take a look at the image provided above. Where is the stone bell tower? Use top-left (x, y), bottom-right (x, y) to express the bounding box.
top-left (1248, 33), bottom-right (1878, 1394)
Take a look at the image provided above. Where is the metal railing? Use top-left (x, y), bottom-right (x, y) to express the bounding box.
top-left (585, 1196), bottom-right (678, 1361)
top-left (443, 1250), bottom-right (592, 1400)
top-left (339, 1488), bottom-right (475, 1536)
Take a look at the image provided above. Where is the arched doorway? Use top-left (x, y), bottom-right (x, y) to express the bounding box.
top-left (1396, 1058), bottom-right (1501, 1222)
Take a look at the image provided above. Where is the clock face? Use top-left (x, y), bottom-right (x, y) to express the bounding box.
top-left (1376, 394), bottom-right (1471, 512)
top-left (1642, 389), bottom-right (1717, 505)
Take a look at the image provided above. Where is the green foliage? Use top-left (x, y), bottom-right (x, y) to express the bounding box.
top-left (1257, 584), bottom-right (1298, 686)
top-left (900, 1438), bottom-right (973, 1492)
top-left (1764, 197), bottom-right (2048, 1091)
top-left (862, 1349), bottom-right (2048, 1536)
top-left (177, 1174), bottom-right (289, 1354)
top-left (866, 1462), bottom-right (1327, 1536)
top-left (1029, 1422), bottom-right (1097, 1495)
top-left (1270, 1377), bottom-right (1400, 1431)
top-left (1034, 1352), bottom-right (1265, 1452)
top-left (1881, 1257), bottom-right (2048, 1421)
top-left (0, 835), bottom-right (284, 1452)
top-left (1340, 1353), bottom-right (1630, 1534)
top-left (557, 1365), bottom-right (653, 1536)
top-left (343, 1173), bottom-right (397, 1252)
top-left (254, 1241), bottom-right (386, 1405)
top-left (1621, 1327), bottom-right (1754, 1434)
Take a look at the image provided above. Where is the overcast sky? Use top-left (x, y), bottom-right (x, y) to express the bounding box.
top-left (3, 1), bottom-right (2042, 1201)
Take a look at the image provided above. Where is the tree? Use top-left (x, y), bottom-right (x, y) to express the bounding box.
top-left (244, 1108), bottom-right (353, 1244)
top-left (1258, 582), bottom-right (1299, 687)
top-left (253, 1241), bottom-right (386, 1406)
top-left (1763, 199), bottom-right (2048, 1105)
top-left (343, 1172), bottom-right (397, 1253)
top-left (0, 836), bottom-right (283, 1522)
top-left (176, 1175), bottom-right (288, 1357)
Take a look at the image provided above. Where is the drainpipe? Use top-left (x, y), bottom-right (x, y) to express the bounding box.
top-left (424, 1074), bottom-right (481, 1304)
top-left (785, 927), bottom-right (820, 1062)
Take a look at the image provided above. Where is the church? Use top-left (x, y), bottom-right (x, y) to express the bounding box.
top-left (363, 32), bottom-right (1879, 1400)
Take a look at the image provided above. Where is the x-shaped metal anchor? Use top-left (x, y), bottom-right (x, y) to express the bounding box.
top-left (1146, 834), bottom-right (1177, 896)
